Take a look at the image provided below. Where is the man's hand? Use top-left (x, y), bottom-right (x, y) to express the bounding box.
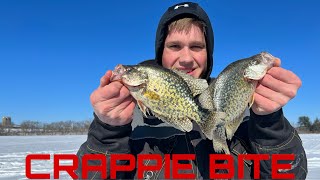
top-left (90, 70), bottom-right (136, 126)
top-left (252, 60), bottom-right (302, 115)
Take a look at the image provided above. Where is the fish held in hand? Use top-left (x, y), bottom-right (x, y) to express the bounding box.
top-left (111, 64), bottom-right (209, 132)
top-left (198, 52), bottom-right (278, 154)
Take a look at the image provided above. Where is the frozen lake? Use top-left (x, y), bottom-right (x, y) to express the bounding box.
top-left (0, 134), bottom-right (318, 179)
top-left (0, 135), bottom-right (87, 180)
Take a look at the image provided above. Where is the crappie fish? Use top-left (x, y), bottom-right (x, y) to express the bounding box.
top-left (111, 64), bottom-right (209, 132)
top-left (198, 52), bottom-right (278, 154)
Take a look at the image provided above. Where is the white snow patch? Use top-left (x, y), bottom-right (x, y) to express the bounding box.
top-left (0, 134), bottom-right (319, 179)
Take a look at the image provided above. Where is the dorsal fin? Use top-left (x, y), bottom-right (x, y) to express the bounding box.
top-left (171, 69), bottom-right (208, 96)
top-left (197, 78), bottom-right (216, 110)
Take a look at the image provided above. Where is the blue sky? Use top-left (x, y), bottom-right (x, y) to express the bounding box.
top-left (0, 0), bottom-right (319, 125)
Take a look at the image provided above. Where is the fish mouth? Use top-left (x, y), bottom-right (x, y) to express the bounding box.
top-left (260, 52), bottom-right (281, 67)
top-left (122, 81), bottom-right (146, 92)
top-left (111, 64), bottom-right (131, 82)
top-left (122, 77), bottom-right (146, 87)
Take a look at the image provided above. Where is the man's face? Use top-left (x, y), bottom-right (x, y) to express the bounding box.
top-left (162, 24), bottom-right (207, 78)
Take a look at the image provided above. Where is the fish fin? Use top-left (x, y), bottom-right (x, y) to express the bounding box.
top-left (176, 118), bottom-right (193, 132)
top-left (152, 112), bottom-right (193, 132)
top-left (198, 121), bottom-right (214, 140)
top-left (212, 125), bottom-right (230, 154)
top-left (225, 112), bottom-right (246, 140)
top-left (146, 107), bottom-right (151, 116)
top-left (171, 68), bottom-right (208, 96)
top-left (248, 94), bottom-right (254, 108)
top-left (198, 111), bottom-right (226, 140)
top-left (197, 79), bottom-right (216, 110)
top-left (216, 111), bottom-right (227, 120)
top-left (197, 89), bottom-right (214, 110)
top-left (137, 100), bottom-right (148, 117)
top-left (143, 90), bottom-right (160, 101)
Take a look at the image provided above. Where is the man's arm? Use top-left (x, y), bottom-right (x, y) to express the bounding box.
top-left (248, 109), bottom-right (308, 179)
top-left (74, 68), bottom-right (136, 179)
top-left (247, 59), bottom-right (307, 179)
top-left (75, 113), bottom-right (133, 179)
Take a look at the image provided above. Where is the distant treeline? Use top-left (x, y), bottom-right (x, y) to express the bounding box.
top-left (296, 116), bottom-right (320, 133)
top-left (1, 115), bottom-right (319, 136)
top-left (0, 120), bottom-right (91, 136)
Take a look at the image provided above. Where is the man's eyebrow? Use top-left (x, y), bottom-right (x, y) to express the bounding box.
top-left (165, 41), bottom-right (205, 45)
top-left (190, 41), bottom-right (206, 46)
top-left (165, 40), bottom-right (181, 44)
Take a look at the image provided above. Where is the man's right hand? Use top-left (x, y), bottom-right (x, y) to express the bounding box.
top-left (90, 70), bottom-right (136, 126)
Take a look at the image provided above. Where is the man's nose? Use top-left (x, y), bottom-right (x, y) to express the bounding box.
top-left (179, 47), bottom-right (194, 64)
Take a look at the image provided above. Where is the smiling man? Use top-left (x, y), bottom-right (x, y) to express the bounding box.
top-left (76, 2), bottom-right (307, 179)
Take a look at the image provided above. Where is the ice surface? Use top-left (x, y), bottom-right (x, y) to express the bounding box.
top-left (299, 134), bottom-right (320, 179)
top-left (0, 135), bottom-right (87, 180)
top-left (0, 134), bottom-right (318, 179)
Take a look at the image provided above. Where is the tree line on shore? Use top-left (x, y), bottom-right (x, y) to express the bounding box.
top-left (0, 120), bottom-right (91, 136)
top-left (0, 115), bottom-right (319, 136)
top-left (296, 116), bottom-right (320, 133)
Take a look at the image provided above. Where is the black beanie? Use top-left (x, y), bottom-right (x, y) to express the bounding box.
top-left (155, 2), bottom-right (214, 80)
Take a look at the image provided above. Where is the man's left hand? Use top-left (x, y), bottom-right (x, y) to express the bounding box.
top-left (251, 61), bottom-right (302, 115)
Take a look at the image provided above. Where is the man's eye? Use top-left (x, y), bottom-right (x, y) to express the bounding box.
top-left (191, 46), bottom-right (204, 51)
top-left (169, 45), bottom-right (180, 50)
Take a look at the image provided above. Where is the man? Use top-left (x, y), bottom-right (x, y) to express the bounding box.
top-left (76, 2), bottom-right (307, 179)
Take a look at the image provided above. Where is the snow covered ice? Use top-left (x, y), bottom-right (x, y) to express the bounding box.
top-left (0, 134), bottom-right (318, 179)
top-left (300, 134), bottom-right (320, 179)
top-left (0, 135), bottom-right (87, 180)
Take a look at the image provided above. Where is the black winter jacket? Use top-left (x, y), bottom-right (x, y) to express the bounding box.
top-left (75, 108), bottom-right (307, 179)
top-left (76, 2), bottom-right (307, 179)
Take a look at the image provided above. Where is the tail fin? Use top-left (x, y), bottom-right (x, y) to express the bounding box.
top-left (212, 125), bottom-right (230, 154)
top-left (198, 111), bottom-right (230, 154)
